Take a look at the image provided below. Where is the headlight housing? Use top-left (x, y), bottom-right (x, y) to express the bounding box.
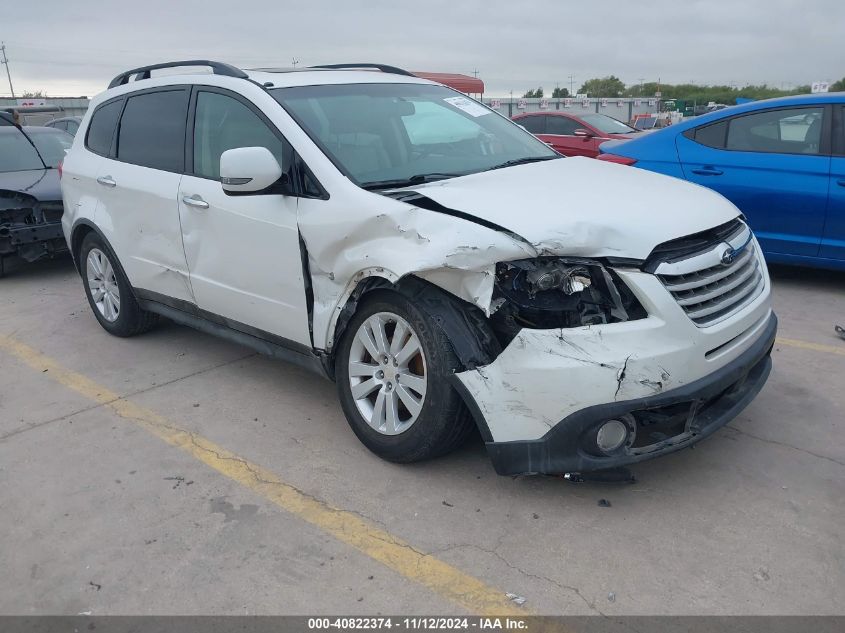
top-left (490, 257), bottom-right (647, 343)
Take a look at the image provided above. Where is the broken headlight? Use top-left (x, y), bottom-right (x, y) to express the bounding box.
top-left (490, 258), bottom-right (647, 344)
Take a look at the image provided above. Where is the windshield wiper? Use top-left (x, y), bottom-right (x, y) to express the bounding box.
top-left (362, 173), bottom-right (463, 191)
top-left (484, 156), bottom-right (559, 172)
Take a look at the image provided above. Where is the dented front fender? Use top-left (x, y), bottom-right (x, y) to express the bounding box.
top-left (298, 194), bottom-right (536, 351)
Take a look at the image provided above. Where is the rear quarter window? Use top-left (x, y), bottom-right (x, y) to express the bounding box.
top-left (684, 120), bottom-right (728, 149)
top-left (85, 100), bottom-right (123, 156)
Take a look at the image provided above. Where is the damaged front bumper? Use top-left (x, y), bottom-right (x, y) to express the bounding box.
top-left (479, 313), bottom-right (774, 475)
top-left (452, 266), bottom-right (777, 474)
top-left (0, 192), bottom-right (66, 264)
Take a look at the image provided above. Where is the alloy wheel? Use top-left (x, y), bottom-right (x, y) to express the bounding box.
top-left (347, 312), bottom-right (428, 435)
top-left (86, 248), bottom-right (121, 322)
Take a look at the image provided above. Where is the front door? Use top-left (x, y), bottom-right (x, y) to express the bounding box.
top-left (677, 105), bottom-right (831, 258)
top-left (178, 88), bottom-right (311, 346)
top-left (542, 114), bottom-right (601, 157)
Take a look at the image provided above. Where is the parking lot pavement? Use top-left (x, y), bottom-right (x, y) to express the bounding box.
top-left (1, 257), bottom-right (843, 616)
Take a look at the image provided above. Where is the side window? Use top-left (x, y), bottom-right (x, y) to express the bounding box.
top-left (85, 100), bottom-right (123, 156)
top-left (193, 91), bottom-right (291, 180)
top-left (516, 115), bottom-right (546, 134)
top-left (725, 107), bottom-right (824, 154)
top-left (546, 116), bottom-right (582, 136)
top-left (67, 120), bottom-right (80, 135)
top-left (687, 120), bottom-right (728, 149)
top-left (116, 90), bottom-right (188, 172)
top-left (51, 121), bottom-right (67, 131)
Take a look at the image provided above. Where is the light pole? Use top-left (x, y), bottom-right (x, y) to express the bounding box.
top-left (1, 42), bottom-right (15, 99)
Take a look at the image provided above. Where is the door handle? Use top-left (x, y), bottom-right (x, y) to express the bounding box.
top-left (181, 194), bottom-right (209, 209)
top-left (691, 167), bottom-right (724, 176)
top-left (96, 175), bottom-right (116, 187)
top-left (837, 178), bottom-right (845, 187)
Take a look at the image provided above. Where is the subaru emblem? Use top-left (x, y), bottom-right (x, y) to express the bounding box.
top-left (721, 248), bottom-right (736, 265)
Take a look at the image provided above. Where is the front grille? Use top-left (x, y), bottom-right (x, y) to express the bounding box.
top-left (655, 222), bottom-right (765, 327)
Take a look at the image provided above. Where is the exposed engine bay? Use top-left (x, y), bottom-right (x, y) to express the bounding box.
top-left (0, 190), bottom-right (66, 268)
top-left (489, 257), bottom-right (647, 346)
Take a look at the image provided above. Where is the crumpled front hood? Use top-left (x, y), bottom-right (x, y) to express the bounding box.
top-left (403, 157), bottom-right (740, 260)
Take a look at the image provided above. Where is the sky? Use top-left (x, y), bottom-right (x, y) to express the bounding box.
top-left (1, 0), bottom-right (843, 98)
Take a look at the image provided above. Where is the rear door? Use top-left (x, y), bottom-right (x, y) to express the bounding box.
top-left (676, 105), bottom-right (831, 258)
top-left (822, 104), bottom-right (845, 261)
top-left (93, 87), bottom-right (193, 301)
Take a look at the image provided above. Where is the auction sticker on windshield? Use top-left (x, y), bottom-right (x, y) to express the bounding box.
top-left (443, 96), bottom-right (490, 117)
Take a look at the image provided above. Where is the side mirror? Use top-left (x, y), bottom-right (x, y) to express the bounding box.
top-left (574, 128), bottom-right (594, 140)
top-left (220, 147), bottom-right (283, 194)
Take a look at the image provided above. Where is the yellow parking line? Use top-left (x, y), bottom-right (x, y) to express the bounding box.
top-left (776, 337), bottom-right (845, 357)
top-left (0, 335), bottom-right (525, 616)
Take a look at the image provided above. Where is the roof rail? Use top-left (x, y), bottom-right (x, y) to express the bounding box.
top-left (108, 60), bottom-right (248, 89)
top-left (308, 63), bottom-right (415, 77)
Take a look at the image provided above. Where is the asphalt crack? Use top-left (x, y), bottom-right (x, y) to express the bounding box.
top-left (430, 542), bottom-right (605, 616)
top-left (725, 426), bottom-right (845, 468)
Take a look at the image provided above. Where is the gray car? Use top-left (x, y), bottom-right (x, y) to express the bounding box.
top-left (0, 126), bottom-right (73, 271)
top-left (45, 116), bottom-right (83, 136)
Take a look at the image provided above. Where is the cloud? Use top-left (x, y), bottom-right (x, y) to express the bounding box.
top-left (2, 0), bottom-right (842, 96)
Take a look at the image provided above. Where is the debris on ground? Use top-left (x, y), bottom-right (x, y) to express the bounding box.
top-left (753, 567), bottom-right (770, 582)
top-left (607, 591), bottom-right (616, 602)
top-left (505, 592), bottom-right (527, 606)
top-left (836, 325), bottom-right (845, 341)
top-left (442, 500), bottom-right (454, 507)
top-left (598, 499), bottom-right (612, 507)
top-left (88, 582), bottom-right (101, 591)
top-left (532, 513), bottom-right (539, 519)
top-left (164, 476), bottom-right (185, 489)
top-left (562, 468), bottom-right (636, 484)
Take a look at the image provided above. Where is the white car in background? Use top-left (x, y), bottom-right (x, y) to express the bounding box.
top-left (60, 61), bottom-right (776, 476)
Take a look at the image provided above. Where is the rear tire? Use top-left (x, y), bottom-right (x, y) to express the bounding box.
top-left (336, 291), bottom-right (475, 463)
top-left (79, 232), bottom-right (159, 337)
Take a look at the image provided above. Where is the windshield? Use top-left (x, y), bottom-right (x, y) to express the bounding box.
top-left (271, 83), bottom-right (558, 188)
top-left (0, 129), bottom-right (46, 172)
top-left (580, 113), bottom-right (637, 135)
top-left (24, 127), bottom-right (73, 167)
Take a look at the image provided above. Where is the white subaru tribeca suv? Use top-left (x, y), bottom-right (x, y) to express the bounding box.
top-left (61, 61), bottom-right (776, 475)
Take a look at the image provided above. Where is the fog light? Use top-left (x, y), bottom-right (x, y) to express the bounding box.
top-left (596, 419), bottom-right (628, 453)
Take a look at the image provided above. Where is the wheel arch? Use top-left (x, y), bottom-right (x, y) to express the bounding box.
top-left (328, 274), bottom-right (502, 379)
top-left (70, 219), bottom-right (138, 302)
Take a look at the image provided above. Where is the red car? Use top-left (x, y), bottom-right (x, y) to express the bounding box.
top-left (512, 111), bottom-right (642, 158)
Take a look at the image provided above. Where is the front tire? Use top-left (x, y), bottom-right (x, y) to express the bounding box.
top-left (336, 291), bottom-right (475, 463)
top-left (80, 232), bottom-right (158, 337)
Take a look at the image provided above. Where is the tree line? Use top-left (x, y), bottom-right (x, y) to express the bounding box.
top-left (523, 76), bottom-right (845, 103)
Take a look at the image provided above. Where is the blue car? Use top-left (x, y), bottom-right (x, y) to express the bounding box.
top-left (599, 93), bottom-right (845, 270)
